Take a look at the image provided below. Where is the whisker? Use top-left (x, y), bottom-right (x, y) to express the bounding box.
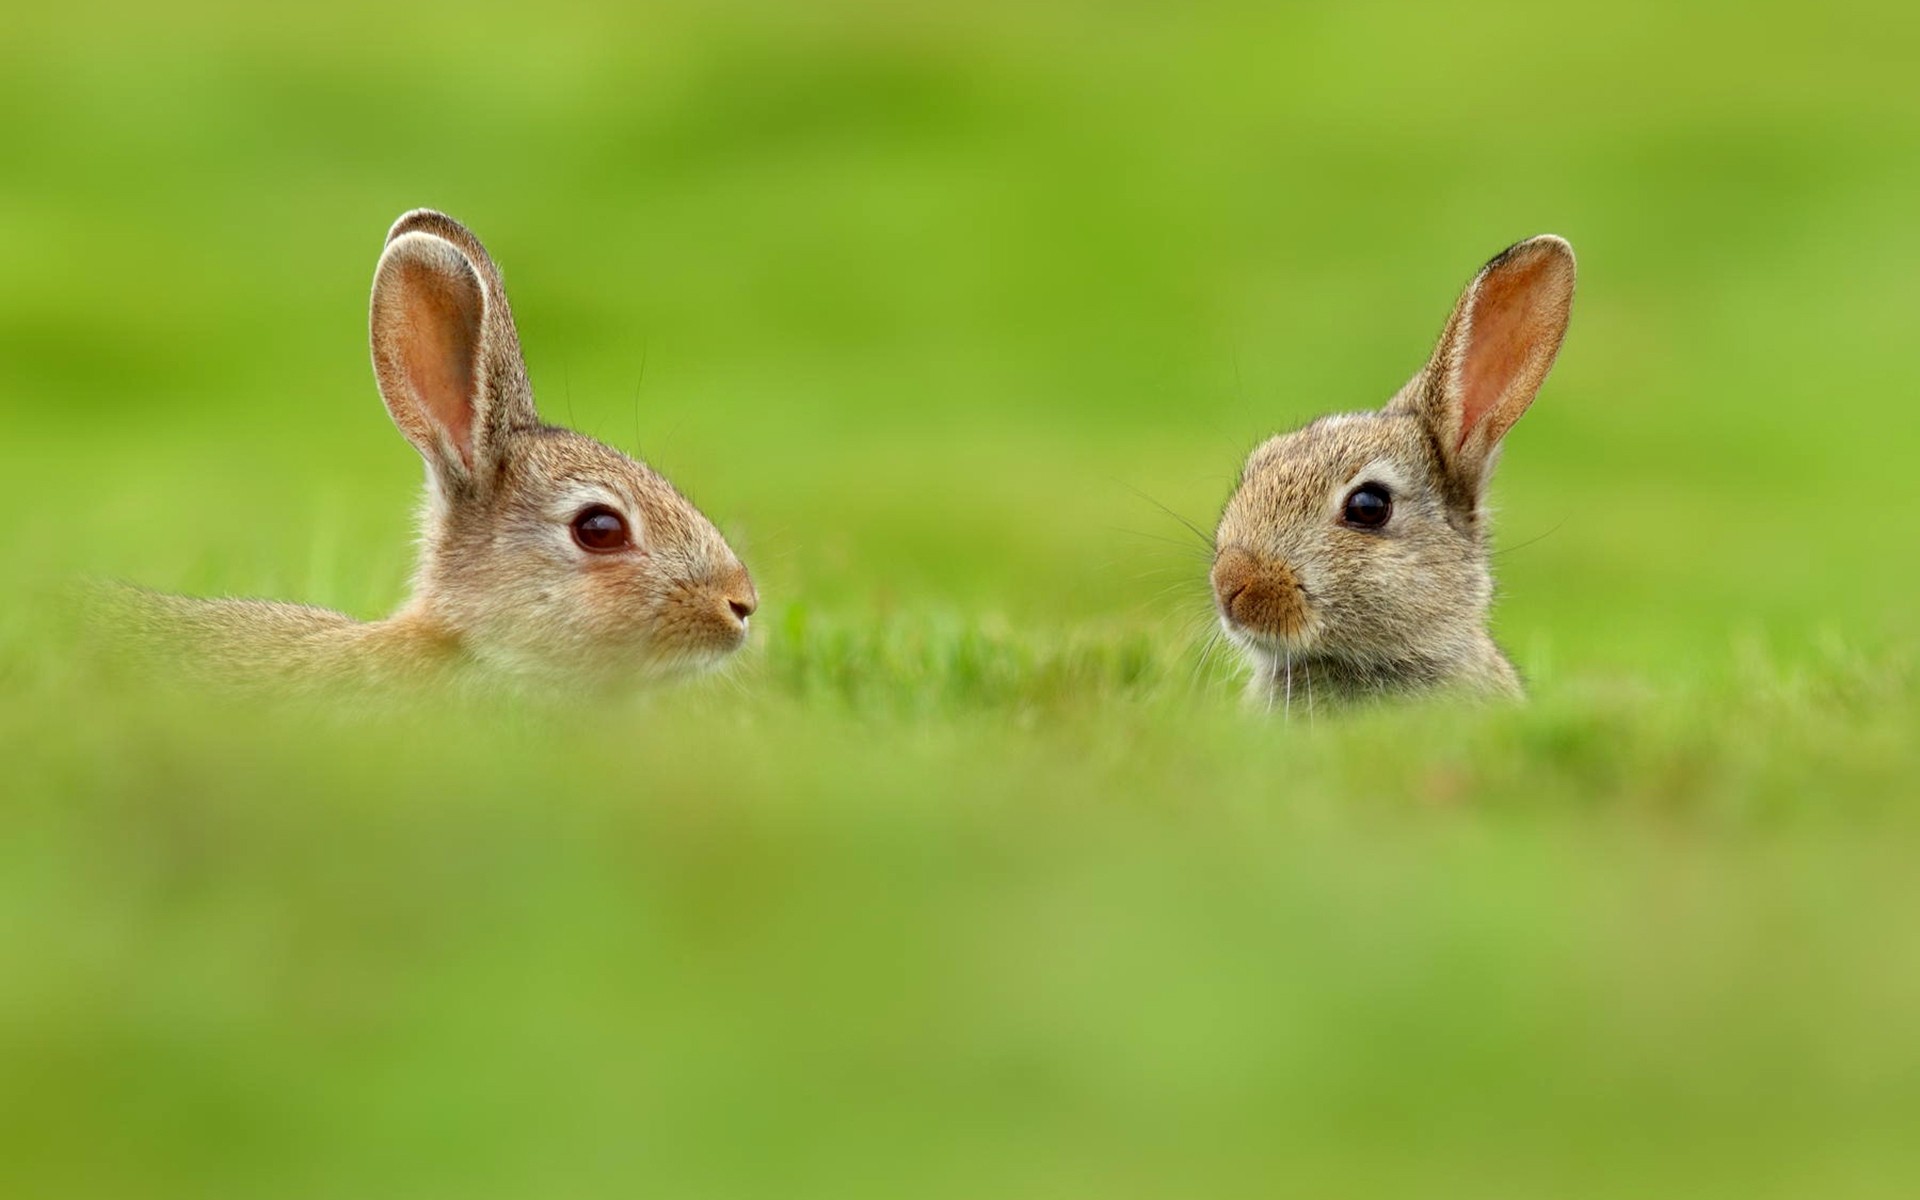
top-left (1141, 578), bottom-right (1211, 605)
top-left (627, 336), bottom-right (653, 454)
top-left (1189, 624), bottom-right (1225, 696)
top-left (1492, 518), bottom-right (1568, 558)
top-left (1120, 483), bottom-right (1214, 550)
top-left (1112, 526), bottom-right (1218, 559)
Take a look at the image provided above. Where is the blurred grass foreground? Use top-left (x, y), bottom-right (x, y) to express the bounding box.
top-left (4, 1), bottom-right (1920, 1196)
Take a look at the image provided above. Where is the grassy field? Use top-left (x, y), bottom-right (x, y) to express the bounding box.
top-left (4, 0), bottom-right (1920, 1195)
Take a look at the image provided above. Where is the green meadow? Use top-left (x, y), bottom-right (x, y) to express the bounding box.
top-left (4, 0), bottom-right (1919, 1194)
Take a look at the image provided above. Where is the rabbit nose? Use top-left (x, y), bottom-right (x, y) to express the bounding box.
top-left (1211, 547), bottom-right (1308, 638)
top-left (720, 566), bottom-right (758, 624)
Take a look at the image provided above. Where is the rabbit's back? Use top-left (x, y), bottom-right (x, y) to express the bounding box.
top-left (109, 589), bottom-right (402, 688)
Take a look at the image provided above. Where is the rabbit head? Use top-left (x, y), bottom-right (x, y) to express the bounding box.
top-left (1210, 235), bottom-right (1575, 701)
top-left (370, 210), bottom-right (756, 685)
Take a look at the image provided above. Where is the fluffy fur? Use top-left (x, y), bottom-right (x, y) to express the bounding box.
top-left (122, 210), bottom-right (756, 693)
top-left (1211, 236), bottom-right (1576, 706)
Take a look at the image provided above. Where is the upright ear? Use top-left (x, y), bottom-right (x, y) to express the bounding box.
top-left (1392, 235), bottom-right (1575, 498)
top-left (369, 212), bottom-right (538, 488)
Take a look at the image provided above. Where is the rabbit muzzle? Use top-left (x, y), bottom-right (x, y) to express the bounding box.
top-left (1211, 545), bottom-right (1311, 643)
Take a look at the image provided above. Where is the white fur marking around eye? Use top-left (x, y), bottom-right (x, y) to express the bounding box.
top-left (547, 484), bottom-right (627, 516)
top-left (548, 484), bottom-right (643, 542)
top-left (1331, 457), bottom-right (1415, 515)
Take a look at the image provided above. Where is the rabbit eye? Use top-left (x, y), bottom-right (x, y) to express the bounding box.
top-left (570, 505), bottom-right (630, 553)
top-left (1342, 483), bottom-right (1392, 529)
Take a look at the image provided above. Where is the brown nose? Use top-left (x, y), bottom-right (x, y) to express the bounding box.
top-left (721, 567), bottom-right (758, 624)
top-left (1211, 546), bottom-right (1307, 638)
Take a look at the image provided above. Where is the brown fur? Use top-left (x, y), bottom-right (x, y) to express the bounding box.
top-left (1211, 236), bottom-right (1576, 706)
top-left (121, 210), bottom-right (755, 694)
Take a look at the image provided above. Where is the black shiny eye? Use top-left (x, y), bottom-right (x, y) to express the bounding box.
top-left (1342, 482), bottom-right (1392, 529)
top-left (570, 505), bottom-right (630, 553)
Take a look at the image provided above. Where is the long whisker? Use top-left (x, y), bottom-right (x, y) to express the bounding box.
top-left (1491, 518), bottom-right (1568, 558)
top-left (1121, 483), bottom-right (1214, 550)
top-left (1112, 526), bottom-right (1218, 559)
top-left (1283, 649), bottom-right (1293, 722)
top-left (1189, 627), bottom-right (1215, 694)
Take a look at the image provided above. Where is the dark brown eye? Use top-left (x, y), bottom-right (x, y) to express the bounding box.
top-left (1342, 482), bottom-right (1392, 529)
top-left (570, 505), bottom-right (630, 553)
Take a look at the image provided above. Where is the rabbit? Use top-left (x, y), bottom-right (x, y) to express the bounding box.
top-left (118, 209), bottom-right (757, 693)
top-left (1209, 235), bottom-right (1575, 706)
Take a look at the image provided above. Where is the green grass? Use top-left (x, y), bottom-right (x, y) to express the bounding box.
top-left (5, 0), bottom-right (1920, 1195)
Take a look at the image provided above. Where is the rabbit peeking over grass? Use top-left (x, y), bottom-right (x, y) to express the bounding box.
top-left (1211, 235), bottom-right (1576, 707)
top-left (121, 210), bottom-right (756, 694)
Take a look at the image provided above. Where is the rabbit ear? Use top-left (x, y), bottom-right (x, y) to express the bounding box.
top-left (369, 213), bottom-right (539, 487)
top-left (1394, 236), bottom-right (1575, 497)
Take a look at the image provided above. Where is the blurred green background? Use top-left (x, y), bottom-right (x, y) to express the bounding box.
top-left (4, 1), bottom-right (1920, 1196)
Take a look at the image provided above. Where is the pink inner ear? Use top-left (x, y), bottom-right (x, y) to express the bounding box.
top-left (1456, 254), bottom-right (1556, 451)
top-left (396, 258), bottom-right (480, 466)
